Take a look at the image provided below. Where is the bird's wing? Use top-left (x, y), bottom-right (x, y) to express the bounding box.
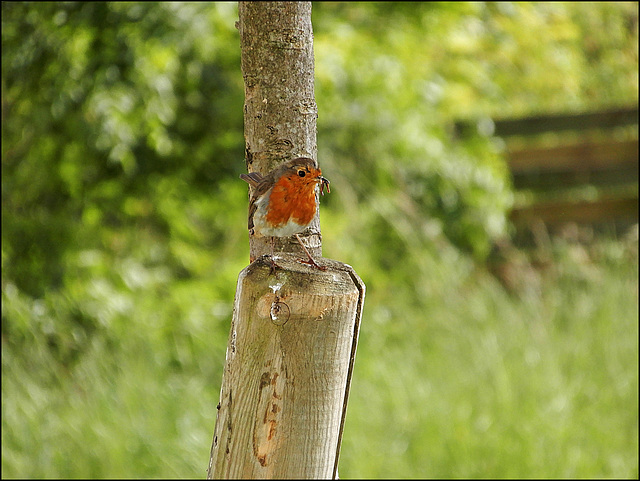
top-left (240, 171), bottom-right (270, 232)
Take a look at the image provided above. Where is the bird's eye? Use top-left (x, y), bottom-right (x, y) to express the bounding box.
top-left (297, 170), bottom-right (306, 177)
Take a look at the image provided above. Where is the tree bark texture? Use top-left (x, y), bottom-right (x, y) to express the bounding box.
top-left (208, 2), bottom-right (365, 479)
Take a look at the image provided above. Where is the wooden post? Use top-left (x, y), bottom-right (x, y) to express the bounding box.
top-left (207, 2), bottom-right (365, 479)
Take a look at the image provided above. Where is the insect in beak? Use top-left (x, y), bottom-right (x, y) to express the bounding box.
top-left (320, 176), bottom-right (330, 195)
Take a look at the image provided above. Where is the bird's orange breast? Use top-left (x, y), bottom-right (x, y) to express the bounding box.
top-left (265, 174), bottom-right (318, 228)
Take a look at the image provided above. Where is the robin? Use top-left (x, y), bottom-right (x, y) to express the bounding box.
top-left (240, 157), bottom-right (330, 271)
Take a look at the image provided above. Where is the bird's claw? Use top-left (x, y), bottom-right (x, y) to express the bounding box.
top-left (298, 257), bottom-right (327, 271)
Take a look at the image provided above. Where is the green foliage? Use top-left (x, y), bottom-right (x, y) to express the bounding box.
top-left (313, 1), bottom-right (638, 265)
top-left (2, 2), bottom-right (245, 297)
top-left (2, 1), bottom-right (638, 478)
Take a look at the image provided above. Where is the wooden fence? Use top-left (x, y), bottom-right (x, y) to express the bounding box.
top-left (457, 106), bottom-right (638, 240)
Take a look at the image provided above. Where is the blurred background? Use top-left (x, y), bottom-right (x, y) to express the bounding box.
top-left (2, 2), bottom-right (638, 478)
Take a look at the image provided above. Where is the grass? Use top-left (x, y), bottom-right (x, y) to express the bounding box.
top-left (2, 230), bottom-right (638, 478)
top-left (340, 231), bottom-right (639, 478)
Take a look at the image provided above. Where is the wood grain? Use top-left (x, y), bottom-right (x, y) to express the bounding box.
top-left (208, 255), bottom-right (365, 479)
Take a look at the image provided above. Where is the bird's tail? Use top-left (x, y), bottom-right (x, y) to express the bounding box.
top-left (239, 172), bottom-right (263, 188)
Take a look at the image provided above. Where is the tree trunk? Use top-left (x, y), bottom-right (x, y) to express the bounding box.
top-left (239, 0), bottom-right (320, 263)
top-left (207, 2), bottom-right (365, 479)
